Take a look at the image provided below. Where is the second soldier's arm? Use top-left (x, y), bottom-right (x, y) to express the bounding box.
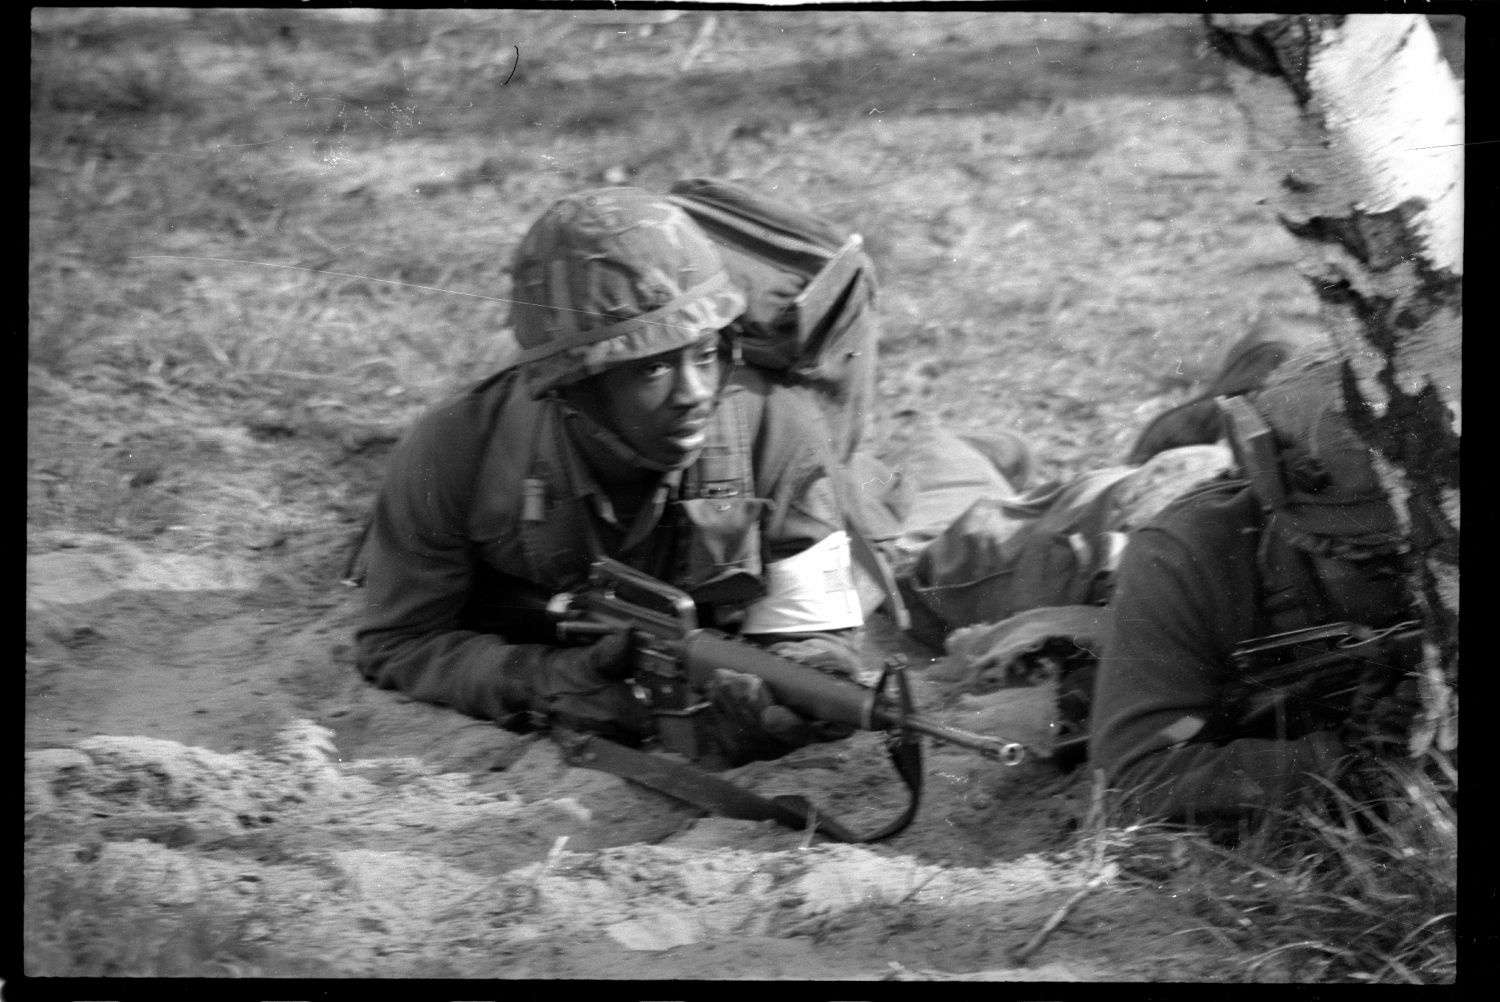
top-left (1088, 493), bottom-right (1345, 822)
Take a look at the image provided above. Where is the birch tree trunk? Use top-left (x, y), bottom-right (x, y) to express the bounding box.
top-left (1203, 13), bottom-right (1461, 754)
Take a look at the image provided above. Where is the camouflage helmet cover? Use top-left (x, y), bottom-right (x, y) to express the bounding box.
top-left (1256, 357), bottom-right (1400, 542)
top-left (509, 188), bottom-right (747, 397)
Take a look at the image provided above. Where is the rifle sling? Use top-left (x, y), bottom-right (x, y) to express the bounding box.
top-left (555, 729), bottom-right (923, 844)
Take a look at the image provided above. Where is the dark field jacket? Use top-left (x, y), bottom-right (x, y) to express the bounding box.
top-left (355, 365), bottom-right (855, 722)
top-left (1088, 480), bottom-right (1345, 822)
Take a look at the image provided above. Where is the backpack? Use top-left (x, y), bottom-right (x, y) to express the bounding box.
top-left (666, 177), bottom-right (879, 464)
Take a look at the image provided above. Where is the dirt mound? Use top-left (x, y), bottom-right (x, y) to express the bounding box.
top-left (25, 716), bottom-right (1227, 980)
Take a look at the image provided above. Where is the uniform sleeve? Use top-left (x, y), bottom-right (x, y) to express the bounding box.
top-left (353, 399), bottom-right (551, 722)
top-left (742, 381), bottom-right (862, 664)
top-left (1089, 507), bottom-right (1344, 822)
top-left (1090, 524), bottom-right (1239, 778)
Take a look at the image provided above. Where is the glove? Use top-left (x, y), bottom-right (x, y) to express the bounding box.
top-left (536, 632), bottom-right (652, 743)
top-left (706, 665), bottom-right (856, 766)
top-left (706, 668), bottom-right (808, 765)
top-left (764, 638), bottom-right (859, 745)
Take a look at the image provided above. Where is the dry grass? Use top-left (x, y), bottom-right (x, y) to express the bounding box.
top-left (1227, 753), bottom-right (1458, 983)
top-left (1090, 750), bottom-right (1458, 984)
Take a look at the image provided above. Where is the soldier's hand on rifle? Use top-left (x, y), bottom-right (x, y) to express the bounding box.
top-left (706, 668), bottom-right (851, 765)
top-left (698, 636), bottom-right (861, 765)
top-left (537, 632), bottom-right (652, 743)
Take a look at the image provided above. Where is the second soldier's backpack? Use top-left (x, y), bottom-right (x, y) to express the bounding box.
top-left (667, 177), bottom-right (908, 626)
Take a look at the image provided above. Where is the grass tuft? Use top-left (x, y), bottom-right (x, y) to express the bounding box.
top-left (1086, 750), bottom-right (1458, 984)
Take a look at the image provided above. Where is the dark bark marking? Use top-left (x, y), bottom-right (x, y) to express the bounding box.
top-left (1280, 172), bottom-right (1315, 194)
top-left (1376, 376), bottom-right (1461, 494)
top-left (1313, 276), bottom-right (1400, 356)
top-left (1391, 18), bottom-right (1418, 58)
top-left (1204, 14), bottom-right (1343, 107)
top-left (1281, 200), bottom-right (1429, 273)
top-left (1204, 16), bottom-right (1285, 79)
top-left (1410, 266), bottom-right (1464, 319)
top-left (1338, 354), bottom-right (1460, 592)
top-left (1323, 291), bottom-right (1460, 496)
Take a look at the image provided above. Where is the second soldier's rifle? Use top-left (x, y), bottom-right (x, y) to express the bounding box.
top-left (1053, 618), bottom-right (1424, 766)
top-left (544, 557), bottom-right (1029, 842)
top-left (1217, 618), bottom-right (1423, 739)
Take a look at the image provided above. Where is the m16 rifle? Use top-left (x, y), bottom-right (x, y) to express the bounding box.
top-left (548, 557), bottom-right (1029, 768)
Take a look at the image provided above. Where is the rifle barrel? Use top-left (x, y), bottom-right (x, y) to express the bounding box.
top-left (897, 715), bottom-right (1028, 765)
top-left (679, 630), bottom-right (1029, 765)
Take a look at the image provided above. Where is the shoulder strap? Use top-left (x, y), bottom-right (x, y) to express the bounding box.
top-left (845, 504), bottom-right (911, 631)
top-left (681, 384), bottom-right (758, 502)
top-left (1218, 394), bottom-right (1331, 634)
top-left (455, 380), bottom-right (597, 589)
top-left (555, 725), bottom-right (920, 844)
top-left (556, 731), bottom-right (860, 841)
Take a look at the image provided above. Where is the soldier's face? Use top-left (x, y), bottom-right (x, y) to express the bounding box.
top-left (592, 333), bottom-right (727, 468)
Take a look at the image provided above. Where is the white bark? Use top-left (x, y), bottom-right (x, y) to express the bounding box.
top-left (1206, 13), bottom-right (1460, 754)
top-left (1307, 16), bottom-right (1463, 277)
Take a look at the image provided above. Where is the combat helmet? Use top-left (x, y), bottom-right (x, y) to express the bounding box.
top-left (509, 188), bottom-right (747, 398)
top-left (1220, 355), bottom-right (1400, 550)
